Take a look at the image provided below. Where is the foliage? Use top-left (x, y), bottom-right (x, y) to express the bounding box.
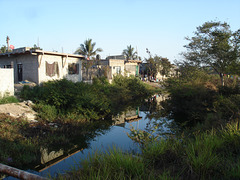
top-left (126, 120), bottom-right (240, 179)
top-left (122, 45), bottom-right (138, 60)
top-left (145, 55), bottom-right (161, 77)
top-left (0, 45), bottom-right (7, 53)
top-left (182, 21), bottom-right (240, 86)
top-left (145, 55), bottom-right (173, 78)
top-left (160, 57), bottom-right (173, 76)
top-left (0, 111), bottom-right (114, 171)
top-left (0, 114), bottom-right (39, 168)
top-left (55, 146), bottom-right (159, 180)
top-left (30, 44), bottom-right (42, 50)
top-left (75, 38), bottom-right (103, 60)
top-left (0, 96), bottom-right (19, 104)
top-left (163, 65), bottom-right (240, 128)
top-left (33, 103), bottom-right (58, 122)
top-left (164, 71), bottom-right (218, 126)
top-left (127, 124), bottom-right (160, 145)
top-left (20, 77), bottom-right (154, 122)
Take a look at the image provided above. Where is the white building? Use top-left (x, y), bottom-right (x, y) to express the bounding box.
top-left (0, 47), bottom-right (84, 84)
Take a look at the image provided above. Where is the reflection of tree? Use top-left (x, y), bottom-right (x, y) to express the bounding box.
top-left (12, 120), bottom-right (113, 171)
top-left (139, 95), bottom-right (181, 137)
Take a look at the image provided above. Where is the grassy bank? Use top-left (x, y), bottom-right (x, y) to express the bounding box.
top-left (56, 120), bottom-right (240, 180)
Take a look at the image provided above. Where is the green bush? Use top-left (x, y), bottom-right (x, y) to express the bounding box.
top-left (20, 77), bottom-right (154, 121)
top-left (166, 80), bottom-right (217, 125)
top-left (0, 96), bottom-right (19, 104)
top-left (33, 103), bottom-right (58, 122)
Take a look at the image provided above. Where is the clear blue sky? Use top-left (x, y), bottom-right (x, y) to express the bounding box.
top-left (0, 0), bottom-right (239, 62)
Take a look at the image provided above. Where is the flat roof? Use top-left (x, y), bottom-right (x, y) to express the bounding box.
top-left (0, 47), bottom-right (85, 59)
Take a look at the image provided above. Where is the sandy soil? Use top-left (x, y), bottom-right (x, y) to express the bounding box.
top-left (0, 101), bottom-right (37, 121)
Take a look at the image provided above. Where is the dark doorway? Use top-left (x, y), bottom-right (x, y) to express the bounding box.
top-left (17, 64), bottom-right (23, 82)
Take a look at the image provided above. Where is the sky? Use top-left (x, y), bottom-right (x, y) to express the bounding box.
top-left (0, 0), bottom-right (239, 63)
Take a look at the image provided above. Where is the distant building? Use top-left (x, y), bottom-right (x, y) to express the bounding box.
top-left (0, 47), bottom-right (84, 84)
top-left (101, 56), bottom-right (141, 81)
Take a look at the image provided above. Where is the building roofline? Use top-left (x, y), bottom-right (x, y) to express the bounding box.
top-left (0, 47), bottom-right (85, 59)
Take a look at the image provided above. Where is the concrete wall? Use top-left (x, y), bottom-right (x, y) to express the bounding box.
top-left (0, 68), bottom-right (14, 97)
top-left (0, 53), bottom-right (82, 84)
top-left (108, 59), bottom-right (125, 78)
top-left (38, 55), bottom-right (82, 84)
top-left (0, 54), bottom-right (39, 83)
top-left (125, 62), bottom-right (138, 77)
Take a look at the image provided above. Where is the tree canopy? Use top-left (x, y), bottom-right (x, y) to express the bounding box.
top-left (122, 45), bottom-right (138, 60)
top-left (75, 39), bottom-right (103, 60)
top-left (145, 55), bottom-right (172, 78)
top-left (182, 21), bottom-right (240, 86)
top-left (0, 45), bottom-right (7, 53)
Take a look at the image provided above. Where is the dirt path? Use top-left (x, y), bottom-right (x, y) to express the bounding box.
top-left (0, 101), bottom-right (37, 122)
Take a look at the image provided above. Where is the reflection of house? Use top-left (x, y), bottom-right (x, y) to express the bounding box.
top-left (0, 47), bottom-right (84, 84)
top-left (36, 146), bottom-right (83, 172)
top-left (113, 107), bottom-right (141, 126)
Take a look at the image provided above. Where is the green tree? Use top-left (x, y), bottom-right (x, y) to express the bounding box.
top-left (75, 38), bottom-right (103, 60)
top-left (75, 39), bottom-right (103, 79)
top-left (145, 55), bottom-right (172, 78)
top-left (122, 45), bottom-right (138, 60)
top-left (31, 44), bottom-right (42, 50)
top-left (160, 58), bottom-right (173, 77)
top-left (182, 21), bottom-right (240, 86)
top-left (145, 55), bottom-right (161, 78)
top-left (0, 45), bottom-right (7, 53)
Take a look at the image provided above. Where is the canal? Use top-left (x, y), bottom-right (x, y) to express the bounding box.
top-left (5, 94), bottom-right (170, 179)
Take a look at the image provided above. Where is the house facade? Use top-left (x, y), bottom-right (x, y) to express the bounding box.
top-left (0, 47), bottom-right (84, 84)
top-left (125, 60), bottom-right (141, 77)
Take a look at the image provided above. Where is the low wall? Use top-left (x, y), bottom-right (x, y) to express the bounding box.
top-left (0, 68), bottom-right (14, 97)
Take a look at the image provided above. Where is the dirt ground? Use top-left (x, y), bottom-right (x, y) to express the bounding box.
top-left (0, 101), bottom-right (37, 121)
top-left (143, 81), bottom-right (162, 88)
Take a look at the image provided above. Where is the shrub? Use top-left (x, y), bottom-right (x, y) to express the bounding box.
top-left (33, 103), bottom-right (58, 122)
top-left (20, 77), bottom-right (153, 121)
top-left (0, 96), bottom-right (19, 104)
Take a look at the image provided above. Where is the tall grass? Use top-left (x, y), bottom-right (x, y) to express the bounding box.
top-left (0, 96), bottom-right (19, 104)
top-left (125, 120), bottom-right (240, 179)
top-left (56, 147), bottom-right (158, 180)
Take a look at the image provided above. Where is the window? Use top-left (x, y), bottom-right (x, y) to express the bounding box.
top-left (115, 66), bottom-right (121, 74)
top-left (3, 65), bottom-right (12, 68)
top-left (68, 63), bottom-right (79, 75)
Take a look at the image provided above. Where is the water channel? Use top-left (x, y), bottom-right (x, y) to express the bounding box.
top-left (5, 94), bottom-right (170, 179)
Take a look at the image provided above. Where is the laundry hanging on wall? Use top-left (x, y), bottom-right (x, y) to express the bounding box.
top-left (46, 62), bottom-right (59, 77)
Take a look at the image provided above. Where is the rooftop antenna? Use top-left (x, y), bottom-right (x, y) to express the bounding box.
top-left (37, 37), bottom-right (40, 48)
top-left (136, 46), bottom-right (138, 60)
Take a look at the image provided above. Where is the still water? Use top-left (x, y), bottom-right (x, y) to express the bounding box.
top-left (5, 94), bottom-right (170, 179)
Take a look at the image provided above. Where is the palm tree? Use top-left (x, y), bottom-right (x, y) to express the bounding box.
top-left (122, 45), bottom-right (138, 60)
top-left (75, 39), bottom-right (103, 60)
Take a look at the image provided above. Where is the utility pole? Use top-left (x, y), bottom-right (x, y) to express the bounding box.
top-left (6, 36), bottom-right (10, 52)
